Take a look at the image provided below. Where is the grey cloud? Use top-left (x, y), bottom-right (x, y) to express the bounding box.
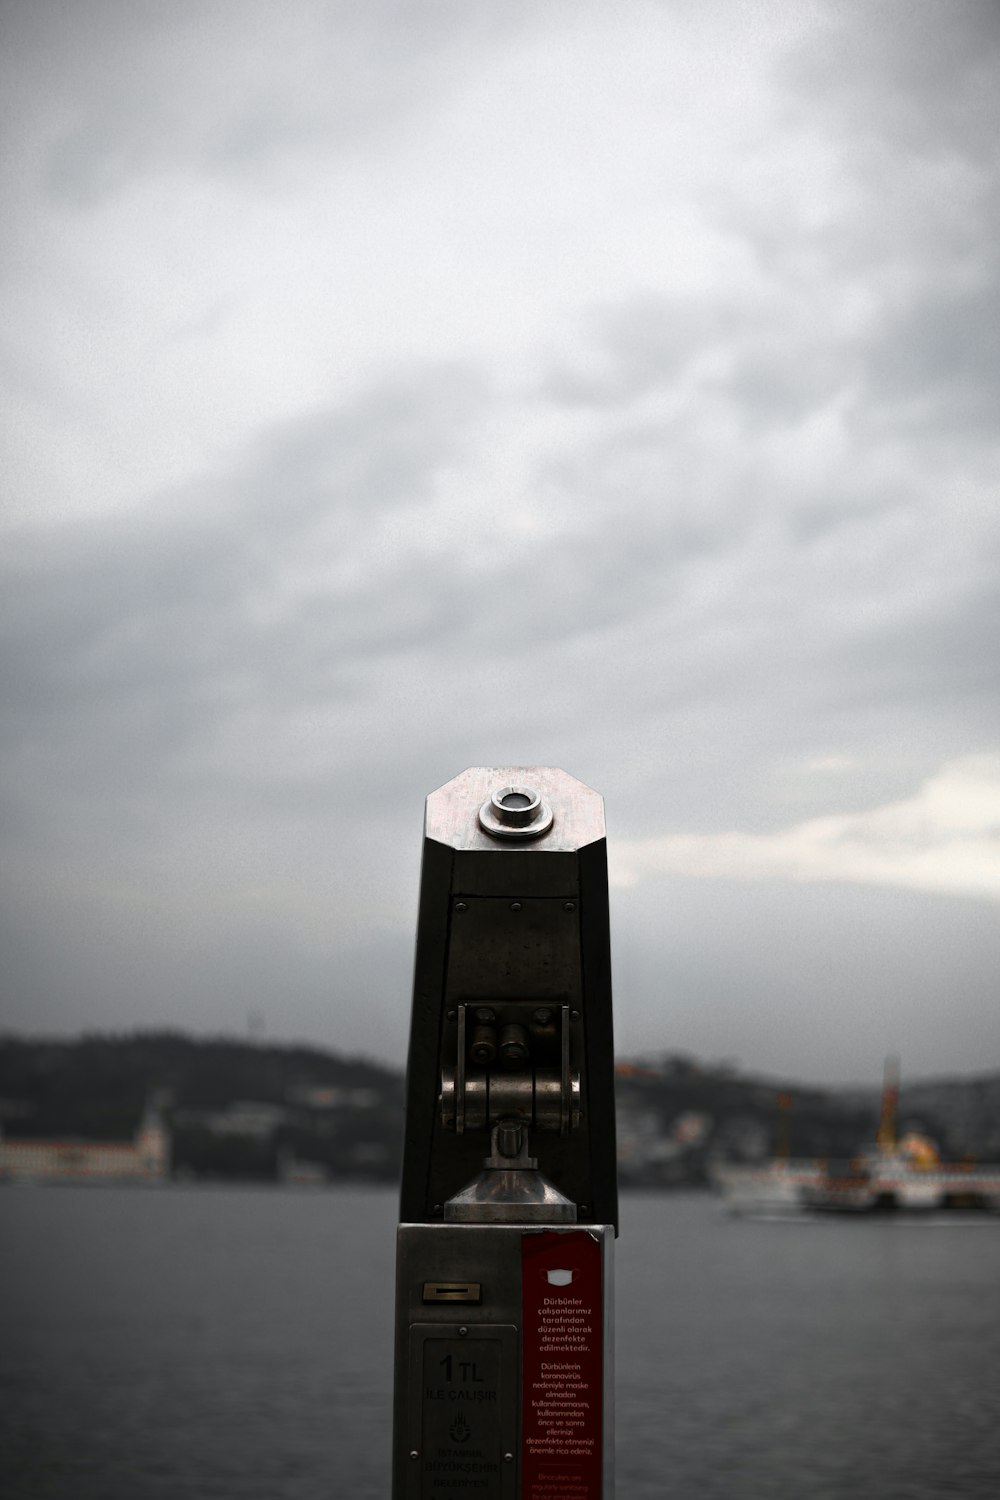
top-left (0, 364), bottom-right (490, 841)
top-left (539, 282), bottom-right (854, 441)
top-left (862, 270), bottom-right (1000, 431)
top-left (2, 0), bottom-right (550, 205)
top-left (783, 0), bottom-right (1000, 162)
top-left (237, 366), bottom-right (490, 541)
top-left (723, 337), bottom-right (855, 428)
top-left (538, 292), bottom-right (847, 426)
top-left (614, 875), bottom-right (1000, 1083)
top-left (531, 325), bottom-right (1000, 799)
top-left (833, 578), bottom-right (1000, 724)
top-left (546, 252), bottom-right (998, 451)
top-left (540, 296), bottom-right (730, 409)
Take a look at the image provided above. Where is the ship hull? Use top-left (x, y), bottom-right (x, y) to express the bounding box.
top-left (713, 1161), bottom-right (1000, 1216)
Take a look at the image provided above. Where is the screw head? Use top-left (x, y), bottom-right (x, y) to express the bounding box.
top-left (510, 901), bottom-right (522, 912)
top-left (564, 902), bottom-right (576, 912)
top-left (571, 1010), bottom-right (581, 1022)
top-left (409, 1450), bottom-right (419, 1460)
top-left (454, 901), bottom-right (468, 912)
top-left (459, 1326), bottom-right (468, 1336)
top-left (504, 1452), bottom-right (514, 1463)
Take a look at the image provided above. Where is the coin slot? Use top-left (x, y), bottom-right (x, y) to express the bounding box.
top-left (422, 1281), bottom-right (482, 1303)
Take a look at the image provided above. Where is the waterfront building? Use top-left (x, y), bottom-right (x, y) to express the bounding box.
top-left (0, 1102), bottom-right (170, 1183)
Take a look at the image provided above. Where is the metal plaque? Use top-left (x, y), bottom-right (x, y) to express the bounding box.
top-left (405, 1322), bottom-right (518, 1499)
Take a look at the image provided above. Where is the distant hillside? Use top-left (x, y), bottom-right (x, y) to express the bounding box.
top-left (613, 1054), bottom-right (1000, 1186)
top-left (1, 1032), bottom-right (997, 1187)
top-left (0, 1032), bottom-right (404, 1183)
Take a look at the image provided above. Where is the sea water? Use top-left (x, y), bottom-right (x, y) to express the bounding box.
top-left (1, 1186), bottom-right (998, 1499)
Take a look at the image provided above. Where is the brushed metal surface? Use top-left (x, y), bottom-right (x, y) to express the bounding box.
top-left (426, 767), bottom-right (605, 854)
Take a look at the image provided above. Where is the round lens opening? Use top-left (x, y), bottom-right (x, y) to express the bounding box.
top-left (490, 785), bottom-right (541, 827)
top-left (500, 792), bottom-right (533, 810)
top-left (478, 782), bottom-right (553, 840)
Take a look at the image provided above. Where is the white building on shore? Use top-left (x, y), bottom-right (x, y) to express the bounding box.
top-left (0, 1102), bottom-right (170, 1184)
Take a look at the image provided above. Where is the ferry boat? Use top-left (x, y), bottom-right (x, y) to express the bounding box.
top-left (713, 1064), bottom-right (1000, 1216)
top-left (798, 1147), bottom-right (1000, 1214)
top-left (709, 1158), bottom-right (824, 1215)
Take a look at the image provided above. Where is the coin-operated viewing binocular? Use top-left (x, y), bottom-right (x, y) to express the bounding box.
top-left (393, 767), bottom-right (617, 1500)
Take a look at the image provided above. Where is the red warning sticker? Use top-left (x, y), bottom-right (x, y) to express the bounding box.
top-left (521, 1230), bottom-right (603, 1499)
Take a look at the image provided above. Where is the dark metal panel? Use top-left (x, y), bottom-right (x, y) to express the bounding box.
top-left (579, 837), bottom-right (619, 1232)
top-left (452, 849), bottom-right (581, 899)
top-left (445, 898), bottom-right (582, 1003)
top-left (399, 834), bottom-right (454, 1225)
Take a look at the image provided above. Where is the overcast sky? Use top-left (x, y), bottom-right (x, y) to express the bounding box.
top-left (2, 1), bottom-right (998, 1085)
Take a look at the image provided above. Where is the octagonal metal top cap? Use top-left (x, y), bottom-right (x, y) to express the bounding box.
top-left (425, 768), bottom-right (605, 853)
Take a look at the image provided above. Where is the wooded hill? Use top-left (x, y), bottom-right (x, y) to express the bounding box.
top-left (0, 1031), bottom-right (404, 1182)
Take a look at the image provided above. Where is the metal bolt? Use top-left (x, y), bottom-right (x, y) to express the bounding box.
top-left (564, 902), bottom-right (576, 912)
top-left (510, 901), bottom-right (522, 912)
top-left (504, 1452), bottom-right (514, 1463)
top-left (470, 1024), bottom-right (497, 1065)
top-left (532, 1007), bottom-right (553, 1025)
top-left (433, 1203), bottom-right (442, 1215)
top-left (499, 1022), bottom-right (529, 1067)
top-left (571, 1010), bottom-right (581, 1022)
top-left (409, 1450), bottom-right (419, 1460)
top-left (459, 1326), bottom-right (468, 1336)
top-left (454, 901), bottom-right (467, 912)
top-left (447, 1009), bottom-right (456, 1021)
top-left (580, 1203), bottom-right (590, 1215)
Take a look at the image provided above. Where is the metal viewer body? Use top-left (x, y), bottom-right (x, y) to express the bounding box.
top-left (392, 767), bottom-right (618, 1499)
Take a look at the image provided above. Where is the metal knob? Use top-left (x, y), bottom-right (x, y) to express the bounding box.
top-left (469, 1025), bottom-right (497, 1066)
top-left (478, 784), bottom-right (554, 840)
top-left (499, 1023), bottom-right (529, 1069)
